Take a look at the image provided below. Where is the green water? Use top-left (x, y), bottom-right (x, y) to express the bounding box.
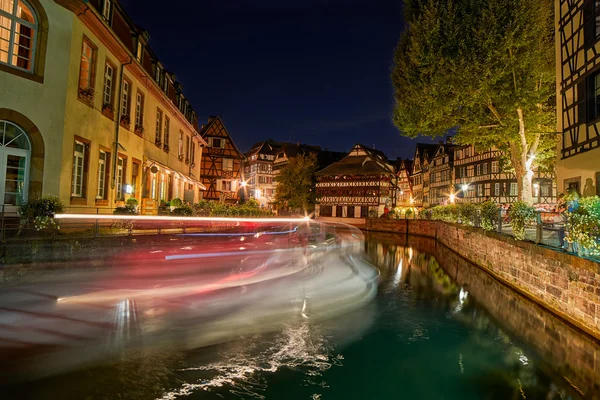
top-left (9, 233), bottom-right (600, 400)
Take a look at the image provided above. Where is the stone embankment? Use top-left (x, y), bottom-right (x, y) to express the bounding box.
top-left (366, 218), bottom-right (600, 340)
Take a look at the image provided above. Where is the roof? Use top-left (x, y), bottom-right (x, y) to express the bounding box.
top-left (198, 116), bottom-right (245, 159)
top-left (397, 159), bottom-right (413, 175)
top-left (414, 143), bottom-right (439, 162)
top-left (315, 143), bottom-right (395, 177)
top-left (245, 139), bottom-right (286, 158)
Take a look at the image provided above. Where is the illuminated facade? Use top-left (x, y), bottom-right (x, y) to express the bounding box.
top-left (315, 143), bottom-right (397, 222)
top-left (555, 0), bottom-right (600, 196)
top-left (428, 144), bottom-right (457, 206)
top-left (244, 140), bottom-right (282, 209)
top-left (0, 0), bottom-right (207, 215)
top-left (396, 159), bottom-right (413, 207)
top-left (199, 116), bottom-right (245, 203)
top-left (409, 144), bottom-right (437, 208)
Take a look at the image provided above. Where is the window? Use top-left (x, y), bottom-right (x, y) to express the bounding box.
top-left (475, 165), bottom-right (480, 176)
top-left (467, 165), bottom-right (474, 177)
top-left (96, 150), bottom-right (109, 199)
top-left (102, 0), bottom-right (111, 22)
top-left (477, 184), bottom-right (483, 197)
top-left (78, 37), bottom-right (96, 95)
top-left (185, 135), bottom-right (190, 163)
top-left (491, 161), bottom-right (499, 173)
top-left (211, 138), bottom-right (222, 148)
top-left (121, 78), bottom-right (131, 118)
top-left (116, 156), bottom-right (125, 200)
top-left (135, 40), bottom-right (143, 62)
top-left (131, 160), bottom-right (140, 197)
top-left (72, 140), bottom-right (86, 197)
top-left (0, 0), bottom-right (37, 72)
top-left (135, 91), bottom-right (144, 129)
top-left (155, 108), bottom-right (162, 145)
top-left (191, 142), bottom-right (196, 165)
top-left (494, 183), bottom-right (500, 196)
top-left (178, 131), bottom-right (184, 158)
top-left (223, 158), bottom-right (233, 171)
top-left (154, 64), bottom-right (162, 85)
top-left (482, 163), bottom-right (488, 175)
top-left (510, 182), bottom-right (518, 196)
top-left (102, 62), bottom-right (114, 108)
top-left (163, 116), bottom-right (170, 150)
top-left (221, 180), bottom-right (232, 191)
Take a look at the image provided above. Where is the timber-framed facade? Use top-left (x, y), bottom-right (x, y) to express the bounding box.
top-left (555, 0), bottom-right (600, 196)
top-left (315, 144), bottom-right (396, 222)
top-left (199, 116), bottom-right (245, 203)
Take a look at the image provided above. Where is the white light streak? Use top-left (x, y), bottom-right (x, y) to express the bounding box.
top-left (55, 214), bottom-right (311, 223)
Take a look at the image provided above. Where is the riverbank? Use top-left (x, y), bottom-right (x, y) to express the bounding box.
top-left (366, 218), bottom-right (600, 341)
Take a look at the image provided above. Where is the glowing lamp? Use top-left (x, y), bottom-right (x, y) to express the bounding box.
top-left (125, 184), bottom-right (133, 194)
top-left (449, 193), bottom-right (455, 203)
top-left (240, 181), bottom-right (247, 187)
top-left (461, 184), bottom-right (469, 191)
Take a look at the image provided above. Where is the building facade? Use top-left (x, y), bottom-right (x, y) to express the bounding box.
top-left (199, 116), bottom-right (245, 203)
top-left (396, 159), bottom-right (413, 207)
top-left (315, 144), bottom-right (397, 223)
top-left (428, 144), bottom-right (456, 206)
top-left (555, 0), bottom-right (600, 196)
top-left (409, 144), bottom-right (437, 208)
top-left (453, 145), bottom-right (556, 204)
top-left (0, 0), bottom-right (207, 215)
top-left (244, 140), bottom-right (282, 209)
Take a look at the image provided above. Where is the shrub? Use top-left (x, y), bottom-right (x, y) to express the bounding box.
top-left (170, 198), bottom-right (183, 208)
top-left (457, 203), bottom-right (478, 226)
top-left (479, 201), bottom-right (499, 231)
top-left (405, 208), bottom-right (414, 219)
top-left (564, 195), bottom-right (600, 255)
top-left (171, 205), bottom-right (193, 216)
top-left (18, 196), bottom-right (64, 232)
top-left (508, 201), bottom-right (535, 241)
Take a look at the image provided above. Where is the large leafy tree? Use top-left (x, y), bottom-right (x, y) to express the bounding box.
top-left (273, 152), bottom-right (318, 214)
top-left (392, 0), bottom-right (556, 203)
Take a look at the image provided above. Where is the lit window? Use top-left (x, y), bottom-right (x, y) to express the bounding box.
top-left (178, 131), bottom-right (184, 157)
top-left (102, 62), bottom-right (114, 108)
top-left (491, 161), bottom-right (499, 173)
top-left (78, 38), bottom-right (96, 93)
top-left (136, 40), bottom-right (142, 62)
top-left (0, 0), bottom-right (37, 72)
top-left (223, 158), bottom-right (233, 171)
top-left (72, 140), bottom-right (85, 197)
top-left (510, 182), bottom-right (518, 196)
top-left (494, 183), bottom-right (500, 196)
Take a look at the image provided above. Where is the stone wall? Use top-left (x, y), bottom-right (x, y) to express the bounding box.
top-left (366, 218), bottom-right (600, 339)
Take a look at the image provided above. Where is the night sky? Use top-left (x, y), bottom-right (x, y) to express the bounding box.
top-left (121, 0), bottom-right (441, 160)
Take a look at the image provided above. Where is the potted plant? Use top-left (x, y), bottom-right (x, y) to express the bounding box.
top-left (78, 87), bottom-right (94, 102)
top-left (134, 125), bottom-right (144, 136)
top-left (102, 103), bottom-right (114, 119)
top-left (120, 114), bottom-right (131, 129)
top-left (18, 196), bottom-right (65, 234)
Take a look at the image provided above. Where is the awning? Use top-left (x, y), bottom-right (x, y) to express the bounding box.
top-left (145, 159), bottom-right (206, 190)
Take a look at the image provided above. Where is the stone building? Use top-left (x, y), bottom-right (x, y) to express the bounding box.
top-left (555, 0), bottom-right (600, 196)
top-left (0, 0), bottom-right (207, 215)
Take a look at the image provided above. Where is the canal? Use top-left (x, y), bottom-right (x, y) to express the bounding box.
top-left (6, 232), bottom-right (600, 399)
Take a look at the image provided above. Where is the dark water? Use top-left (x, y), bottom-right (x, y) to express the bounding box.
top-left (8, 233), bottom-right (600, 400)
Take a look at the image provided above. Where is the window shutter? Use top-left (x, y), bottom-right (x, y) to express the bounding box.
top-left (584, 0), bottom-right (596, 49)
top-left (578, 80), bottom-right (588, 124)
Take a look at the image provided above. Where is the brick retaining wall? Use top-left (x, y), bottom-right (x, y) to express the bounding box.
top-left (366, 218), bottom-right (600, 339)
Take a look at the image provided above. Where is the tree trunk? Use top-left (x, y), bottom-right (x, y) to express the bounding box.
top-left (509, 108), bottom-right (538, 205)
top-left (514, 162), bottom-right (533, 205)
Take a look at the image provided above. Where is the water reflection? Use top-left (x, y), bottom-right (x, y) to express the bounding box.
top-left (366, 232), bottom-right (600, 399)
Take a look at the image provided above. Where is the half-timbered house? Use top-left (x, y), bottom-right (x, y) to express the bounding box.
top-left (555, 0), bottom-right (600, 196)
top-left (453, 145), bottom-right (556, 204)
top-left (244, 139), bottom-right (283, 209)
top-left (410, 144), bottom-right (437, 208)
top-left (199, 116), bottom-right (245, 203)
top-left (429, 144), bottom-right (457, 206)
top-left (396, 159), bottom-right (413, 207)
top-left (315, 144), bottom-right (396, 223)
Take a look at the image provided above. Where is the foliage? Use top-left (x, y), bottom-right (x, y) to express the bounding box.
top-left (18, 195), bottom-right (64, 232)
top-left (390, 207), bottom-right (417, 219)
top-left (273, 152), bottom-right (318, 213)
top-left (391, 0), bottom-right (556, 202)
top-left (368, 209), bottom-right (378, 218)
top-left (508, 201), bottom-right (535, 240)
top-left (170, 198), bottom-right (183, 208)
top-left (114, 199), bottom-right (138, 215)
top-left (431, 204), bottom-right (459, 223)
top-left (479, 201), bottom-right (500, 231)
top-left (458, 203), bottom-right (478, 226)
top-left (193, 199), bottom-right (272, 217)
top-left (564, 196), bottom-right (600, 256)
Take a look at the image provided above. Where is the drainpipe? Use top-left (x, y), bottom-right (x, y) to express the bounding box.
top-left (111, 58), bottom-right (133, 191)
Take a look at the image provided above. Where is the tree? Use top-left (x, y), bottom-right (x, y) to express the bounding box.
top-left (391, 0), bottom-right (556, 204)
top-left (273, 152), bottom-right (318, 214)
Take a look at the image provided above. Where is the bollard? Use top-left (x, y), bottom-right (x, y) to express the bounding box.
top-left (535, 212), bottom-right (542, 244)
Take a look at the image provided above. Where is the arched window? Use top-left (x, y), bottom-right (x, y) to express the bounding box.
top-left (0, 120), bottom-right (31, 205)
top-left (0, 0), bottom-right (37, 72)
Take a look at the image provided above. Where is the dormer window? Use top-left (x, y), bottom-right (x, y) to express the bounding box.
top-left (102, 0), bottom-right (112, 23)
top-left (135, 40), bottom-right (143, 62)
top-left (154, 64), bottom-right (162, 85)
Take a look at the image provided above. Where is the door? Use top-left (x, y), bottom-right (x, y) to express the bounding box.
top-left (0, 147), bottom-right (29, 206)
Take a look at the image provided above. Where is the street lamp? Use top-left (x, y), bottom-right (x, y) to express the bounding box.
top-left (449, 193), bottom-right (455, 203)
